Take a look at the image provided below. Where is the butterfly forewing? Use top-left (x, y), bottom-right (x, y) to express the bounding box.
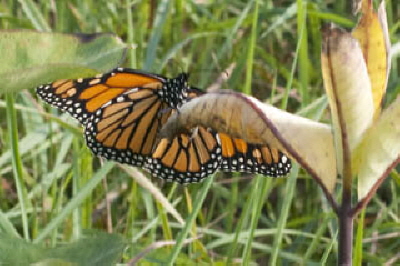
top-left (85, 86), bottom-right (170, 167)
top-left (36, 68), bottom-right (166, 125)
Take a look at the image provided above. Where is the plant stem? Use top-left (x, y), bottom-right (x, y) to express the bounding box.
top-left (337, 84), bottom-right (354, 265)
top-left (338, 188), bottom-right (353, 265)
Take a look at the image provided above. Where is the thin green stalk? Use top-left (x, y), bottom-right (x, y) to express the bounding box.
top-left (174, 0), bottom-right (184, 48)
top-left (269, 165), bottom-right (299, 265)
top-left (141, 187), bottom-right (156, 241)
top-left (34, 162), bottom-right (115, 243)
top-left (0, 209), bottom-right (19, 237)
top-left (280, 9), bottom-right (306, 110)
top-left (297, 0), bottom-right (310, 106)
top-left (166, 175), bottom-right (215, 265)
top-left (81, 149), bottom-right (93, 229)
top-left (242, 177), bottom-right (273, 264)
top-left (126, 0), bottom-right (137, 68)
top-left (144, 0), bottom-right (171, 71)
top-left (6, 93), bottom-right (30, 240)
top-left (72, 138), bottom-right (81, 240)
top-left (157, 200), bottom-right (173, 242)
top-left (302, 214), bottom-right (333, 264)
top-left (353, 208), bottom-right (365, 265)
top-left (243, 0), bottom-right (258, 95)
top-left (321, 230), bottom-right (338, 264)
top-left (226, 176), bottom-right (238, 233)
top-left (226, 180), bottom-right (256, 264)
top-left (125, 181), bottom-right (138, 239)
top-left (50, 171), bottom-right (71, 246)
top-left (18, 0), bottom-right (51, 32)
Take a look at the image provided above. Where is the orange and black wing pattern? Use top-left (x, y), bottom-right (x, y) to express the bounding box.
top-left (84, 84), bottom-right (172, 167)
top-left (145, 126), bottom-right (222, 183)
top-left (218, 133), bottom-right (291, 177)
top-left (37, 68), bottom-right (191, 168)
top-left (142, 87), bottom-right (222, 183)
top-left (36, 68), bottom-right (169, 125)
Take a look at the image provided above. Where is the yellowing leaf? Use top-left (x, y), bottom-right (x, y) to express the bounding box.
top-left (159, 91), bottom-right (337, 193)
top-left (356, 96), bottom-right (400, 200)
top-left (321, 26), bottom-right (374, 175)
top-left (352, 0), bottom-right (390, 118)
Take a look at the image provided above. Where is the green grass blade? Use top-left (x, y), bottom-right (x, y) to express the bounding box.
top-left (199, 0), bottom-right (253, 87)
top-left (280, 12), bottom-right (305, 110)
top-left (159, 32), bottom-right (219, 70)
top-left (157, 200), bottom-right (173, 241)
top-left (243, 0), bottom-right (258, 95)
top-left (269, 164), bottom-right (299, 265)
top-left (72, 138), bottom-right (82, 240)
top-left (33, 162), bottom-right (115, 243)
top-left (126, 0), bottom-right (137, 68)
top-left (302, 213), bottom-right (333, 264)
top-left (353, 208), bottom-right (365, 265)
top-left (242, 176), bottom-right (273, 264)
top-left (321, 229), bottom-right (338, 264)
top-left (144, 0), bottom-right (171, 71)
top-left (0, 210), bottom-right (19, 237)
top-left (18, 0), bottom-right (51, 32)
top-left (260, 2), bottom-right (297, 39)
top-left (226, 180), bottom-right (255, 264)
top-left (166, 175), bottom-right (215, 265)
top-left (6, 93), bottom-right (30, 240)
top-left (297, 0), bottom-right (310, 106)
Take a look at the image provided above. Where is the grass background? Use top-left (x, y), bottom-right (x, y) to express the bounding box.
top-left (0, 0), bottom-right (399, 265)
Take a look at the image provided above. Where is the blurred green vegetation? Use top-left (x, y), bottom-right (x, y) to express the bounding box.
top-left (0, 0), bottom-right (399, 265)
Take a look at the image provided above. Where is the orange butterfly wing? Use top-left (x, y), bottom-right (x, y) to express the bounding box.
top-left (37, 68), bottom-right (179, 168)
top-left (145, 126), bottom-right (222, 183)
top-left (84, 83), bottom-right (171, 167)
top-left (36, 68), bottom-right (166, 125)
top-left (219, 133), bottom-right (291, 177)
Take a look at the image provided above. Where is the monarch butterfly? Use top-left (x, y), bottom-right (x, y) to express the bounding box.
top-left (36, 67), bottom-right (291, 183)
top-left (36, 68), bottom-right (221, 183)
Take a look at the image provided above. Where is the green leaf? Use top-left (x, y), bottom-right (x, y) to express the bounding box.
top-left (0, 235), bottom-right (46, 265)
top-left (0, 232), bottom-right (126, 265)
top-left (0, 30), bottom-right (126, 93)
top-left (48, 231), bottom-right (126, 265)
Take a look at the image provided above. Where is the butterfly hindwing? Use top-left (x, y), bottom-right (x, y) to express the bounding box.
top-left (219, 133), bottom-right (291, 177)
top-left (145, 127), bottom-right (222, 183)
